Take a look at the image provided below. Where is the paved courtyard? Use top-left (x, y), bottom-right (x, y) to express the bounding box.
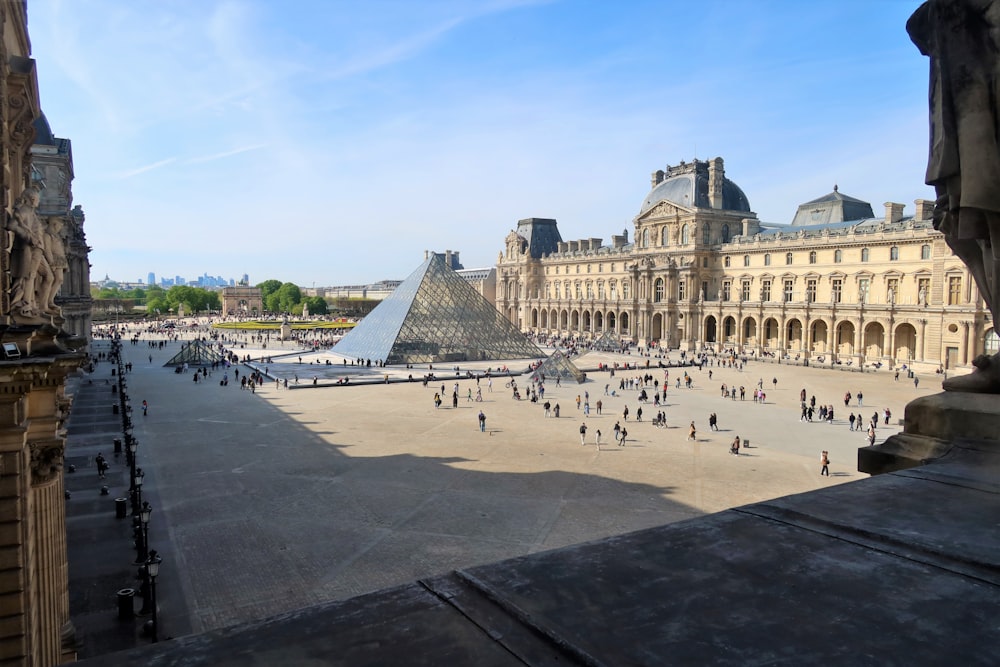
top-left (65, 331), bottom-right (941, 653)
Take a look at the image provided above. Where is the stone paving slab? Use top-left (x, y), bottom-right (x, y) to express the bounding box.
top-left (65, 333), bottom-right (943, 658)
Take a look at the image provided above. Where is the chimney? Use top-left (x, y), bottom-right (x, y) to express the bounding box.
top-left (569, 241), bottom-right (579, 252)
top-left (444, 250), bottom-right (452, 268)
top-left (914, 199), bottom-right (934, 221)
top-left (884, 202), bottom-right (905, 224)
top-left (742, 218), bottom-right (752, 236)
top-left (708, 157), bottom-right (725, 209)
top-left (651, 169), bottom-right (665, 189)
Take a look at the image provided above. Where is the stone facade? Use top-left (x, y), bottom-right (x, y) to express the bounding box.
top-left (221, 286), bottom-right (263, 316)
top-left (0, 3), bottom-right (86, 664)
top-left (498, 158), bottom-right (984, 371)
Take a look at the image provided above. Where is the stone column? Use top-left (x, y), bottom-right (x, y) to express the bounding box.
top-left (962, 321), bottom-right (971, 365)
top-left (920, 320), bottom-right (928, 361)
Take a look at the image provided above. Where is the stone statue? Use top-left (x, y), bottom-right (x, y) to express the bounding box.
top-left (41, 216), bottom-right (69, 312)
top-left (909, 0), bottom-right (1000, 392)
top-left (7, 186), bottom-right (55, 321)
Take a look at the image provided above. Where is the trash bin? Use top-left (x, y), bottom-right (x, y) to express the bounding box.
top-left (112, 404), bottom-right (119, 415)
top-left (115, 497), bottom-right (128, 519)
top-left (908, 370), bottom-right (914, 379)
top-left (117, 588), bottom-right (135, 620)
top-left (113, 438), bottom-right (122, 454)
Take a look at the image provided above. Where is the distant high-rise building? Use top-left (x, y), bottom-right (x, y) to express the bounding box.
top-left (148, 272), bottom-right (156, 286)
top-left (176, 276), bottom-right (186, 286)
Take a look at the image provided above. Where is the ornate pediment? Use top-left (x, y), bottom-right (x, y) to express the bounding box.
top-left (638, 200), bottom-right (689, 222)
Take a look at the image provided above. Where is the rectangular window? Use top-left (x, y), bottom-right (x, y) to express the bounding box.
top-left (806, 279), bottom-right (817, 303)
top-left (623, 282), bottom-right (631, 299)
top-left (722, 281), bottom-right (731, 301)
top-left (741, 280), bottom-right (751, 302)
top-left (886, 278), bottom-right (899, 304)
top-left (702, 281), bottom-right (709, 300)
top-left (609, 283), bottom-right (617, 300)
top-left (832, 278), bottom-right (842, 304)
top-left (554, 285), bottom-right (560, 299)
top-left (918, 277), bottom-right (930, 304)
top-left (575, 284), bottom-right (582, 299)
top-left (586, 283), bottom-right (593, 299)
top-left (761, 279), bottom-right (771, 302)
top-left (545, 284), bottom-right (551, 299)
top-left (948, 276), bottom-right (962, 305)
top-left (859, 278), bottom-right (870, 303)
top-left (679, 281), bottom-right (687, 301)
top-left (783, 279), bottom-right (794, 302)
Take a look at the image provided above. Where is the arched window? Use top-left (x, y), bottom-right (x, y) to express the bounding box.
top-left (654, 278), bottom-right (664, 303)
top-left (834, 249), bottom-right (842, 263)
top-left (890, 246), bottom-right (899, 260)
top-left (861, 248), bottom-right (870, 262)
top-left (721, 224), bottom-right (731, 243)
top-left (642, 228), bottom-right (649, 248)
top-left (743, 255), bottom-right (750, 267)
top-left (764, 253), bottom-right (771, 266)
top-left (785, 252), bottom-right (793, 265)
top-left (809, 251), bottom-right (817, 264)
top-left (921, 244), bottom-right (931, 260)
top-left (702, 223), bottom-right (711, 245)
top-left (681, 224), bottom-right (689, 244)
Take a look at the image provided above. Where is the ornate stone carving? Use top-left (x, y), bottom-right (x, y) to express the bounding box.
top-left (29, 439), bottom-right (64, 484)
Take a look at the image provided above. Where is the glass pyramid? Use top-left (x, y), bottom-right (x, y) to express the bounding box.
top-left (590, 330), bottom-right (622, 352)
top-left (334, 255), bottom-right (544, 365)
top-left (164, 340), bottom-right (225, 367)
top-left (530, 350), bottom-right (587, 384)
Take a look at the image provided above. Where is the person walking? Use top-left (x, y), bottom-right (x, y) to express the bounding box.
top-left (623, 406), bottom-right (629, 421)
top-left (142, 399), bottom-right (148, 416)
top-left (613, 421), bottom-right (621, 443)
top-left (820, 450), bottom-right (830, 476)
top-left (849, 413), bottom-right (856, 431)
top-left (595, 429), bottom-right (602, 450)
top-left (619, 426), bottom-right (628, 445)
top-left (843, 391), bottom-right (851, 407)
top-left (95, 452), bottom-right (107, 479)
top-left (688, 421), bottom-right (697, 441)
top-left (478, 411), bottom-right (487, 432)
top-left (857, 391), bottom-right (864, 407)
top-left (576, 395), bottom-right (581, 410)
top-left (579, 422), bottom-right (588, 445)
top-left (636, 406), bottom-right (643, 422)
top-left (730, 436), bottom-right (741, 456)
top-left (596, 399), bottom-right (602, 415)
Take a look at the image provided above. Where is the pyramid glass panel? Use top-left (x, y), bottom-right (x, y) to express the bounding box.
top-left (164, 340), bottom-right (225, 367)
top-left (335, 255), bottom-right (544, 365)
top-left (530, 350), bottom-right (587, 384)
top-left (590, 330), bottom-right (622, 352)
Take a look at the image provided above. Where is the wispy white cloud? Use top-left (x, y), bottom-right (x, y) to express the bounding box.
top-left (117, 158), bottom-right (177, 180)
top-left (186, 144), bottom-right (268, 165)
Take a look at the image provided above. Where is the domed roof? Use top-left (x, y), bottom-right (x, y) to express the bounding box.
top-left (640, 159), bottom-right (751, 215)
top-left (32, 112), bottom-right (56, 146)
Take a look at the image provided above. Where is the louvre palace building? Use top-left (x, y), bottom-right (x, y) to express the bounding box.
top-left (498, 157), bottom-right (989, 372)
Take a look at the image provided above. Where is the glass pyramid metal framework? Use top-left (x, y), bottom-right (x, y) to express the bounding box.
top-left (164, 340), bottom-right (225, 367)
top-left (590, 330), bottom-right (622, 352)
top-left (530, 350), bottom-right (587, 384)
top-left (334, 255), bottom-right (545, 365)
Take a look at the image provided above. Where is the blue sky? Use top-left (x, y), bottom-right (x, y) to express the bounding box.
top-left (28, 0), bottom-right (930, 287)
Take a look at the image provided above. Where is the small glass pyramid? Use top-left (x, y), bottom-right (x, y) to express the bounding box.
top-left (164, 340), bottom-right (225, 367)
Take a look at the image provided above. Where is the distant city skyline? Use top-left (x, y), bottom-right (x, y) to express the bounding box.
top-left (32, 1), bottom-right (929, 286)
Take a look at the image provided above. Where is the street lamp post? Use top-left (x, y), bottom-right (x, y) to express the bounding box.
top-left (137, 501), bottom-right (151, 564)
top-left (146, 549), bottom-right (162, 642)
top-left (128, 439), bottom-right (139, 515)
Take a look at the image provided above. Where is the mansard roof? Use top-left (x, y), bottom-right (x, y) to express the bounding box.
top-left (790, 186), bottom-right (875, 226)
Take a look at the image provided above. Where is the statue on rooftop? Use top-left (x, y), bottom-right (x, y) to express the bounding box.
top-left (909, 0), bottom-right (1000, 392)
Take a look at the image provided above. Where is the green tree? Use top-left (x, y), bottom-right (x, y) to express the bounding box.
top-left (303, 296), bottom-right (328, 315)
top-left (265, 282), bottom-right (302, 314)
top-left (257, 280), bottom-right (283, 301)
